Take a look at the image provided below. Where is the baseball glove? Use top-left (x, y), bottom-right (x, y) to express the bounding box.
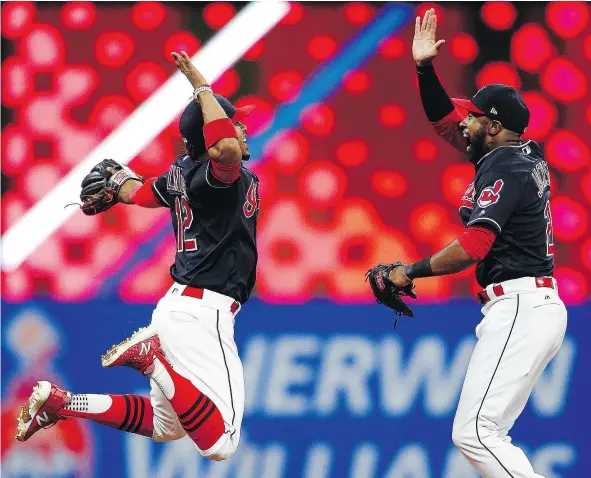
top-left (80, 159), bottom-right (143, 215)
top-left (365, 262), bottom-right (417, 327)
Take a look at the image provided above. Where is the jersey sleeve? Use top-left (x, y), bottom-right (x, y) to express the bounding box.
top-left (417, 64), bottom-right (468, 154)
top-left (467, 172), bottom-right (523, 233)
top-left (431, 109), bottom-right (468, 153)
top-left (151, 172), bottom-right (171, 207)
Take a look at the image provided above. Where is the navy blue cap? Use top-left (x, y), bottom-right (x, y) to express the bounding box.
top-left (452, 84), bottom-right (530, 135)
top-left (179, 94), bottom-right (255, 154)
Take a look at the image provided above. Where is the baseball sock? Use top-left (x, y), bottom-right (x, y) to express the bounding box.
top-left (61, 394), bottom-right (154, 437)
top-left (149, 352), bottom-right (225, 451)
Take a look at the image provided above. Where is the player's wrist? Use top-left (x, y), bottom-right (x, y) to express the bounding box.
top-left (193, 85), bottom-right (213, 102)
top-left (416, 61), bottom-right (434, 70)
top-left (405, 257), bottom-right (433, 279)
top-left (118, 179), bottom-right (144, 203)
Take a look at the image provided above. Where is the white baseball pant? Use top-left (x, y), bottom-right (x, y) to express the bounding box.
top-left (148, 284), bottom-right (245, 460)
top-left (452, 277), bottom-right (567, 478)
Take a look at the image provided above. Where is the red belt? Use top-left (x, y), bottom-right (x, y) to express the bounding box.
top-left (181, 286), bottom-right (241, 313)
top-left (477, 277), bottom-right (555, 305)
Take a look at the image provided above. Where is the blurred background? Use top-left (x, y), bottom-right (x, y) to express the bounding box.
top-left (1, 1), bottom-right (589, 477)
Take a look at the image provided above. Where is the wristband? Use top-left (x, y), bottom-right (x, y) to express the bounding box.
top-left (405, 257), bottom-right (433, 279)
top-left (109, 167), bottom-right (142, 187)
top-left (193, 85), bottom-right (213, 102)
top-left (416, 63), bottom-right (434, 73)
top-left (203, 118), bottom-right (238, 149)
top-left (129, 178), bottom-right (162, 208)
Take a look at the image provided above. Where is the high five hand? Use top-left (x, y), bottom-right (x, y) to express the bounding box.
top-left (412, 8), bottom-right (446, 66)
top-left (170, 51), bottom-right (207, 88)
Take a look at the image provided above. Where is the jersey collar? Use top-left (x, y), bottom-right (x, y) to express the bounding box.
top-left (476, 139), bottom-right (533, 169)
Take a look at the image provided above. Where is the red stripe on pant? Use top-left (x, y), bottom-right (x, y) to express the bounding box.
top-left (61, 395), bottom-right (154, 437)
top-left (155, 352), bottom-right (225, 450)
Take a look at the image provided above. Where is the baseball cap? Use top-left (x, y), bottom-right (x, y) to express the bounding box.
top-left (452, 84), bottom-right (530, 135)
top-left (179, 93), bottom-right (255, 152)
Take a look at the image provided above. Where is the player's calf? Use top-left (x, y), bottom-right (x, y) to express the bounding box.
top-left (15, 381), bottom-right (156, 441)
top-left (150, 352), bottom-right (230, 458)
top-left (61, 393), bottom-right (154, 437)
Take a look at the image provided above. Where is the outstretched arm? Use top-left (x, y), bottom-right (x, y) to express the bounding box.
top-left (413, 9), bottom-right (467, 153)
top-left (118, 178), bottom-right (164, 208)
top-left (388, 226), bottom-right (497, 286)
top-left (171, 51), bottom-right (242, 169)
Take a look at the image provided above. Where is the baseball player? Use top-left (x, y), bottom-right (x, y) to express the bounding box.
top-left (368, 10), bottom-right (567, 477)
top-left (16, 51), bottom-right (259, 462)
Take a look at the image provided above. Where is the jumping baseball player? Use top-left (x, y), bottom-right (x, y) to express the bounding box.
top-left (367, 10), bottom-right (567, 477)
top-left (16, 51), bottom-right (259, 462)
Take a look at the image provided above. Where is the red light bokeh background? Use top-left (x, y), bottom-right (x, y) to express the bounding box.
top-left (1, 2), bottom-right (589, 304)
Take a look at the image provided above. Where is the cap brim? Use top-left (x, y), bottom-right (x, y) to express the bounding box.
top-left (451, 98), bottom-right (485, 115)
top-left (232, 105), bottom-right (256, 123)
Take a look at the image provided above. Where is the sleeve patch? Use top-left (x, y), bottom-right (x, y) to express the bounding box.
top-left (476, 179), bottom-right (504, 208)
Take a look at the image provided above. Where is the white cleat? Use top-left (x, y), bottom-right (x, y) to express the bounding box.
top-left (16, 380), bottom-right (71, 442)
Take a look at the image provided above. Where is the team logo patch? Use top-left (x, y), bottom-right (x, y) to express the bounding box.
top-left (243, 180), bottom-right (259, 218)
top-left (477, 179), bottom-right (503, 208)
top-left (461, 182), bottom-right (476, 208)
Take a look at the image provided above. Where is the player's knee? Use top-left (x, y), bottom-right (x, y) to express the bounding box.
top-left (452, 426), bottom-right (478, 453)
top-left (453, 414), bottom-right (501, 453)
top-left (206, 447), bottom-right (236, 461)
top-left (152, 417), bottom-right (186, 442)
top-left (200, 433), bottom-right (239, 461)
top-left (152, 428), bottom-right (186, 442)
top-left (452, 428), bottom-right (466, 450)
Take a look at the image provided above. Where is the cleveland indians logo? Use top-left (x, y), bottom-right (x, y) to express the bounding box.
top-left (243, 180), bottom-right (259, 218)
top-left (477, 179), bottom-right (504, 208)
top-left (461, 182), bottom-right (476, 209)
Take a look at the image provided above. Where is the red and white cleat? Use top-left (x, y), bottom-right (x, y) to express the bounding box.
top-left (16, 381), bottom-right (71, 442)
top-left (101, 326), bottom-right (162, 375)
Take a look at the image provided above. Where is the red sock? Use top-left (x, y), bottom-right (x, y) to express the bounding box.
top-left (152, 353), bottom-right (225, 450)
top-left (61, 394), bottom-right (154, 438)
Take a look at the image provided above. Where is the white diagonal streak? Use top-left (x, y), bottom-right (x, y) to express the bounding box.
top-left (1, 2), bottom-right (289, 272)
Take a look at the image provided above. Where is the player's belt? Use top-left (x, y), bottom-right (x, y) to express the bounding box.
top-left (182, 286), bottom-right (241, 313)
top-left (477, 276), bottom-right (556, 305)
top-left (168, 283), bottom-right (241, 313)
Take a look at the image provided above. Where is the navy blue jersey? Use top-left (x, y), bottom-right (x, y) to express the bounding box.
top-left (459, 140), bottom-right (554, 287)
top-left (151, 153), bottom-right (259, 303)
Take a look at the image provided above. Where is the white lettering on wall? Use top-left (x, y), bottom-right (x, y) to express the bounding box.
top-left (241, 334), bottom-right (574, 418)
top-left (531, 342), bottom-right (576, 416)
top-left (380, 337), bottom-right (475, 416)
top-left (264, 336), bottom-right (320, 416)
top-left (350, 443), bottom-right (379, 478)
top-left (316, 337), bottom-right (375, 416)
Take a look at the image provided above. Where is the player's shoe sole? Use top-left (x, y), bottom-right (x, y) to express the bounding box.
top-left (101, 326), bottom-right (162, 375)
top-left (16, 381), bottom-right (69, 442)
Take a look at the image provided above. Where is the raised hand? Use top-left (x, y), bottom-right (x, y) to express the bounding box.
top-left (170, 51), bottom-right (207, 88)
top-left (412, 8), bottom-right (446, 66)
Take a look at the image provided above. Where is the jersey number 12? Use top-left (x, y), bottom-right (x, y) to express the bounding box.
top-left (175, 196), bottom-right (198, 252)
top-left (544, 200), bottom-right (555, 256)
